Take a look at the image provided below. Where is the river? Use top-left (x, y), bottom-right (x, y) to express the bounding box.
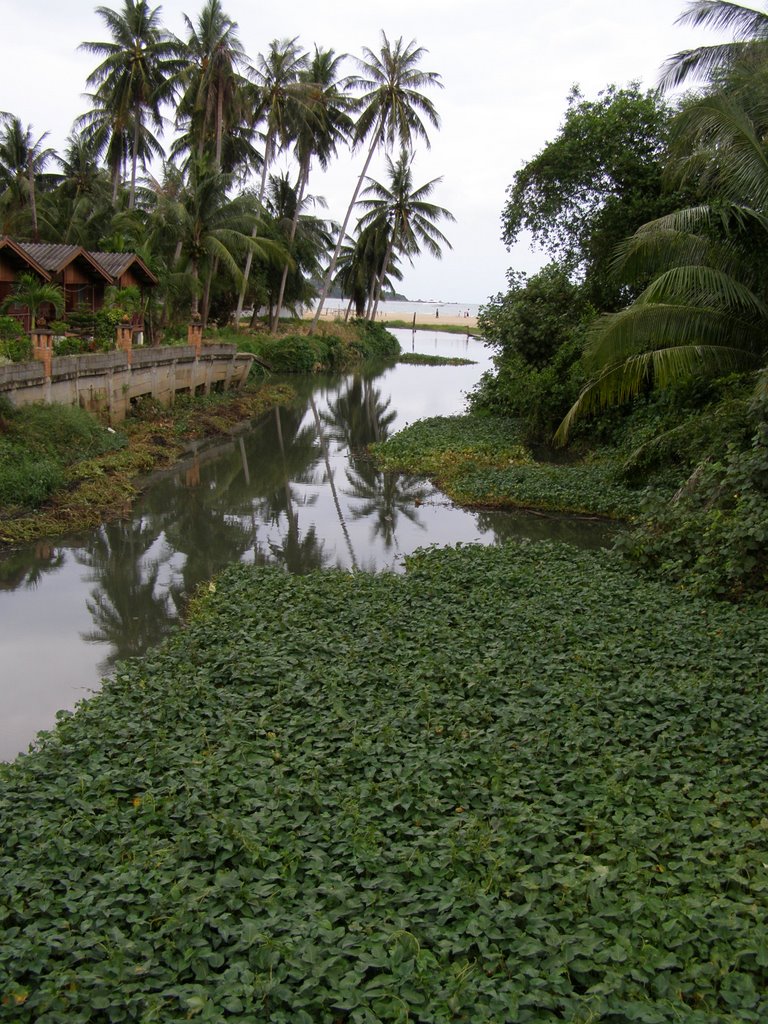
top-left (0, 329), bottom-right (613, 761)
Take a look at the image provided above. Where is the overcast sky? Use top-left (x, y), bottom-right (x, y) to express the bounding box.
top-left (0, 0), bottom-right (717, 303)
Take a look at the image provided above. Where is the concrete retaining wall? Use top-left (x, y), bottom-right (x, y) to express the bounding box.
top-left (0, 344), bottom-right (254, 423)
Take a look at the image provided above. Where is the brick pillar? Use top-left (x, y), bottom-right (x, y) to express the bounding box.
top-left (115, 320), bottom-right (133, 366)
top-left (31, 328), bottom-right (53, 378)
top-left (188, 316), bottom-right (203, 357)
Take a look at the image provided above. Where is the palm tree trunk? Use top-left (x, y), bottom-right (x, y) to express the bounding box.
top-left (215, 79), bottom-right (224, 169)
top-left (271, 162), bottom-right (310, 334)
top-left (371, 233), bottom-right (396, 321)
top-left (202, 256), bottom-right (218, 326)
top-left (27, 153), bottom-right (39, 241)
top-left (234, 133), bottom-right (274, 327)
top-left (310, 127), bottom-right (381, 334)
top-left (129, 118), bottom-right (140, 211)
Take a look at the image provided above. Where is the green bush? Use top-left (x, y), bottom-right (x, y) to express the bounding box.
top-left (0, 315), bottom-right (31, 362)
top-left (620, 409), bottom-right (768, 602)
top-left (0, 442), bottom-right (63, 507)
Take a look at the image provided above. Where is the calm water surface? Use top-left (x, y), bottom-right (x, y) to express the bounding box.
top-left (0, 330), bottom-right (614, 761)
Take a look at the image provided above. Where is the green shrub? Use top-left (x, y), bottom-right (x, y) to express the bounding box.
top-left (0, 315), bottom-right (31, 362)
top-left (0, 442), bottom-right (64, 507)
top-left (620, 410), bottom-right (768, 602)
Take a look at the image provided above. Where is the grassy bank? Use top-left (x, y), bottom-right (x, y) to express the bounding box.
top-left (2, 542), bottom-right (767, 1021)
top-left (371, 415), bottom-right (655, 520)
top-left (382, 319), bottom-right (480, 336)
top-left (0, 383), bottom-right (294, 546)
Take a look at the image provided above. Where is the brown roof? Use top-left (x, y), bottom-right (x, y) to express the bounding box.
top-left (0, 238), bottom-right (52, 280)
top-left (19, 242), bottom-right (113, 282)
top-left (89, 250), bottom-right (159, 287)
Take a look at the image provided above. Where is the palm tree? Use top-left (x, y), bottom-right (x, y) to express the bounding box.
top-left (178, 156), bottom-right (286, 323)
top-left (659, 0), bottom-right (768, 91)
top-left (79, 0), bottom-right (182, 209)
top-left (356, 149), bottom-right (454, 320)
top-left (309, 32), bottom-right (443, 332)
top-left (271, 47), bottom-right (354, 329)
top-left (0, 114), bottom-right (58, 239)
top-left (1, 273), bottom-right (65, 330)
top-left (175, 0), bottom-right (252, 170)
top-left (234, 37), bottom-right (309, 324)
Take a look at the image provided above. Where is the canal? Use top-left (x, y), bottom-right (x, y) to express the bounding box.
top-left (0, 330), bottom-right (613, 760)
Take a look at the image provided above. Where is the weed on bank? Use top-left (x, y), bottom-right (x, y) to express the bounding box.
top-left (2, 543), bottom-right (768, 1021)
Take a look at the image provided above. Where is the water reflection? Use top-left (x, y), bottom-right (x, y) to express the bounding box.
top-left (0, 331), bottom-right (617, 760)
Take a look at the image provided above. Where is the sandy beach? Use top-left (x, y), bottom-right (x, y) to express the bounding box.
top-left (304, 308), bottom-right (479, 329)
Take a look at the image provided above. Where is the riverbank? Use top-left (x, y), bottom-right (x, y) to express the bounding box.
top-left (3, 542), bottom-right (767, 1020)
top-left (303, 307), bottom-right (479, 329)
top-left (0, 383), bottom-right (296, 546)
top-left (0, 321), bottom-right (400, 547)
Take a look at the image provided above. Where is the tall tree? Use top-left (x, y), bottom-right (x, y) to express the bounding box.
top-left (271, 47), bottom-right (354, 330)
top-left (659, 0), bottom-right (768, 90)
top-left (502, 85), bottom-right (683, 310)
top-left (175, 0), bottom-right (252, 170)
top-left (356, 149), bottom-right (454, 320)
top-left (309, 32), bottom-right (442, 332)
top-left (234, 37), bottom-right (309, 324)
top-left (79, 0), bottom-right (181, 209)
top-left (0, 114), bottom-right (58, 239)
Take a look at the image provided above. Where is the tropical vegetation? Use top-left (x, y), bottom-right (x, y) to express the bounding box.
top-left (472, 0), bottom-right (768, 601)
top-left (0, 2), bottom-right (451, 338)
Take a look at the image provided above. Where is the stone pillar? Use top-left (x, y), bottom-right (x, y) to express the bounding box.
top-left (188, 315), bottom-right (203, 357)
top-left (115, 319), bottom-right (133, 366)
top-left (31, 327), bottom-right (54, 379)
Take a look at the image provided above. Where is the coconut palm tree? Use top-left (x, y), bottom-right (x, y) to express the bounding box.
top-left (356, 149), bottom-right (454, 320)
top-left (79, 0), bottom-right (182, 209)
top-left (178, 156), bottom-right (287, 323)
top-left (659, 0), bottom-right (768, 91)
top-left (271, 47), bottom-right (354, 329)
top-left (234, 37), bottom-right (309, 324)
top-left (0, 114), bottom-right (58, 239)
top-left (309, 32), bottom-right (443, 332)
top-left (174, 0), bottom-right (253, 170)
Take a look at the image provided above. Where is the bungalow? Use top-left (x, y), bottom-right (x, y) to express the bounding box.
top-left (0, 237), bottom-right (158, 332)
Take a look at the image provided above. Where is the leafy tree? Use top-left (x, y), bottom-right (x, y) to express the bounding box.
top-left (0, 114), bottom-right (58, 239)
top-left (174, 0), bottom-right (253, 170)
top-left (272, 47), bottom-right (354, 329)
top-left (659, 0), bottom-right (768, 90)
top-left (310, 32), bottom-right (443, 330)
top-left (79, 0), bottom-right (182, 209)
top-left (1, 272), bottom-right (65, 328)
top-left (502, 84), bottom-right (683, 309)
top-left (555, 75), bottom-right (768, 443)
top-left (234, 37), bottom-right (310, 323)
top-left (356, 149), bottom-right (454, 320)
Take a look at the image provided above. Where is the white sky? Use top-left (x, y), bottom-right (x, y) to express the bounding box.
top-left (0, 0), bottom-right (717, 303)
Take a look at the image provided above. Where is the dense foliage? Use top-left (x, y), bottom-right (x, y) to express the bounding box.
top-left (3, 545), bottom-right (768, 1021)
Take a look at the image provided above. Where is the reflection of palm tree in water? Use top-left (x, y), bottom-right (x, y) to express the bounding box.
top-left (321, 373), bottom-right (397, 451)
top-left (76, 519), bottom-right (177, 673)
top-left (0, 540), bottom-right (65, 591)
top-left (309, 393), bottom-right (358, 570)
top-left (344, 458), bottom-right (429, 550)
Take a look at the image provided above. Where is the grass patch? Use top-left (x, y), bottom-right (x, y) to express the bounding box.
top-left (2, 542), bottom-right (768, 1020)
top-left (371, 414), bottom-right (650, 519)
top-left (397, 353), bottom-right (475, 366)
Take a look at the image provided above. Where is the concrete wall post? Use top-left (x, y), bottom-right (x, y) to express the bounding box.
top-left (188, 316), bottom-right (203, 357)
top-left (115, 320), bottom-right (133, 366)
top-left (31, 328), bottom-right (54, 378)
